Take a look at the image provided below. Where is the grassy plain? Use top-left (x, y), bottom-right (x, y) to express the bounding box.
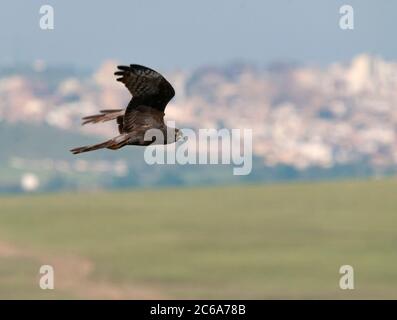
top-left (0, 179), bottom-right (396, 299)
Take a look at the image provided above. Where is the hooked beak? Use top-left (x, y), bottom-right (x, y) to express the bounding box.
top-left (176, 130), bottom-right (188, 142)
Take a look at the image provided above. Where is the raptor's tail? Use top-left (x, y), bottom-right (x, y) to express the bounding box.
top-left (81, 109), bottom-right (124, 125)
top-left (70, 134), bottom-right (130, 154)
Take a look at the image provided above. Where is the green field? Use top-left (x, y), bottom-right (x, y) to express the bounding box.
top-left (0, 179), bottom-right (396, 299)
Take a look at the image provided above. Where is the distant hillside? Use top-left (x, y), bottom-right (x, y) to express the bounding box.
top-left (1, 55), bottom-right (397, 172)
top-left (0, 121), bottom-right (393, 193)
top-left (0, 121), bottom-right (95, 161)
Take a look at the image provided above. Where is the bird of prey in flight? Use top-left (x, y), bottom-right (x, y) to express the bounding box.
top-left (70, 64), bottom-right (183, 154)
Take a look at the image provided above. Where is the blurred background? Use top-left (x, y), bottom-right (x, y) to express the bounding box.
top-left (0, 0), bottom-right (396, 299)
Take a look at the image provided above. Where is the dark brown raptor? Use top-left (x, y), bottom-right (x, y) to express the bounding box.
top-left (70, 64), bottom-right (182, 154)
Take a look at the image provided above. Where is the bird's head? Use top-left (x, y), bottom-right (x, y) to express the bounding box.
top-left (175, 128), bottom-right (187, 143)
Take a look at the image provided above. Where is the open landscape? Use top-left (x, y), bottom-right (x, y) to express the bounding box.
top-left (1, 178), bottom-right (396, 299)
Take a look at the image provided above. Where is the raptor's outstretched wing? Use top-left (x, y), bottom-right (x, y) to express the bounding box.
top-left (114, 64), bottom-right (175, 111)
top-left (115, 64), bottom-right (175, 133)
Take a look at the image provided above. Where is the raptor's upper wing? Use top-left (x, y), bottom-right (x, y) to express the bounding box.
top-left (114, 64), bottom-right (175, 112)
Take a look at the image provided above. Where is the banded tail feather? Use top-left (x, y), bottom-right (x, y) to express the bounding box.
top-left (82, 109), bottom-right (124, 125)
top-left (70, 134), bottom-right (130, 154)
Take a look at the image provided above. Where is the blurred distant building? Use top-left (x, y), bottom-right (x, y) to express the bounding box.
top-left (21, 173), bottom-right (40, 192)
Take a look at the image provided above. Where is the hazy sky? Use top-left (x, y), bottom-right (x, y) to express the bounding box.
top-left (1, 0), bottom-right (396, 70)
